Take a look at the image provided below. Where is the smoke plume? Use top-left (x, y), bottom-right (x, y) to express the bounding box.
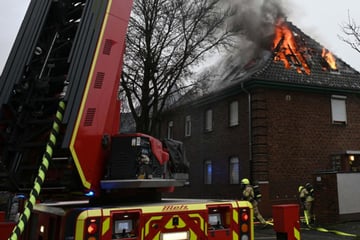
top-left (198, 0), bottom-right (288, 91)
top-left (225, 0), bottom-right (286, 49)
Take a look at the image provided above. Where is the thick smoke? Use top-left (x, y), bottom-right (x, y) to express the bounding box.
top-left (198, 0), bottom-right (288, 92)
top-left (225, 0), bottom-right (286, 48)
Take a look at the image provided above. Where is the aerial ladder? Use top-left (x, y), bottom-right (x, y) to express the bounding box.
top-left (0, 1), bottom-right (253, 239)
top-left (0, 0), bottom-right (187, 231)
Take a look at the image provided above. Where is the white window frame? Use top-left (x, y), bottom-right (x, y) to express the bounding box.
top-left (205, 109), bottom-right (213, 132)
top-left (229, 101), bottom-right (239, 127)
top-left (204, 160), bottom-right (212, 184)
top-left (185, 115), bottom-right (191, 137)
top-left (167, 121), bottom-right (174, 139)
top-left (229, 157), bottom-right (239, 184)
top-left (331, 95), bottom-right (347, 124)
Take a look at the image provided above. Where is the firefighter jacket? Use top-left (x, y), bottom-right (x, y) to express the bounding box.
top-left (242, 185), bottom-right (255, 203)
top-left (299, 187), bottom-right (314, 203)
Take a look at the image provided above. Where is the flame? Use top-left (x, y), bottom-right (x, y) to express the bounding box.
top-left (272, 19), bottom-right (310, 75)
top-left (321, 48), bottom-right (337, 70)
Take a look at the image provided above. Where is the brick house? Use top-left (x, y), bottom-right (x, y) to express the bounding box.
top-left (159, 20), bottom-right (360, 219)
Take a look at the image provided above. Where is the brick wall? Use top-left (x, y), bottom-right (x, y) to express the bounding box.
top-left (263, 88), bottom-right (360, 199)
top-left (160, 85), bottom-right (360, 219)
top-left (161, 92), bottom-right (250, 199)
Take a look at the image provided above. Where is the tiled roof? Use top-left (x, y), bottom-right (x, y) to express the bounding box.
top-left (251, 21), bottom-right (360, 90)
top-left (168, 20), bottom-right (360, 109)
top-left (208, 20), bottom-right (360, 91)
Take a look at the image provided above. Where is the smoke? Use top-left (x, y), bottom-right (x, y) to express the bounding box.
top-left (198, 0), bottom-right (288, 91)
top-left (225, 0), bottom-right (286, 48)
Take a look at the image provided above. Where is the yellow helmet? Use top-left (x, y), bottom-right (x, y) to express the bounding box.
top-left (241, 178), bottom-right (250, 185)
top-left (298, 186), bottom-right (304, 192)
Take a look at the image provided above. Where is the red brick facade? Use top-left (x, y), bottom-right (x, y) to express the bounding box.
top-left (160, 86), bottom-right (360, 218)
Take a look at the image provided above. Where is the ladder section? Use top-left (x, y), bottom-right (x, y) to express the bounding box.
top-left (0, 0), bottom-right (86, 192)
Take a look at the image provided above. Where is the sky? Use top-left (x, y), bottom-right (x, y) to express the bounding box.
top-left (0, 0), bottom-right (359, 74)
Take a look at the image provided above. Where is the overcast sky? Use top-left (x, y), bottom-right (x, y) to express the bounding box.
top-left (0, 0), bottom-right (359, 74)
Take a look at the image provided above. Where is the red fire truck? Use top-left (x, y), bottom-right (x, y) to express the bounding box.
top-left (24, 198), bottom-right (253, 240)
top-left (0, 0), bottom-right (254, 239)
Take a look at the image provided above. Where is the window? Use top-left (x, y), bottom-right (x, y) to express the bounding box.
top-left (185, 115), bottom-right (191, 137)
top-left (205, 109), bottom-right (213, 132)
top-left (167, 121), bottom-right (174, 139)
top-left (229, 157), bottom-right (239, 184)
top-left (331, 95), bottom-right (347, 124)
top-left (204, 160), bottom-right (212, 184)
top-left (114, 219), bottom-right (133, 234)
top-left (208, 213), bottom-right (222, 226)
top-left (229, 101), bottom-right (239, 127)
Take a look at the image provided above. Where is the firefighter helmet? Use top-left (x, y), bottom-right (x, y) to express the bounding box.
top-left (241, 178), bottom-right (250, 185)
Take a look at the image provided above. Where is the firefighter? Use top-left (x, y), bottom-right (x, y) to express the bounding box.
top-left (137, 154), bottom-right (153, 179)
top-left (298, 183), bottom-right (315, 225)
top-left (241, 178), bottom-right (267, 226)
top-left (252, 180), bottom-right (262, 202)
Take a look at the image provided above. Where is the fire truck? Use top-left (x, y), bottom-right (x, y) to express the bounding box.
top-left (0, 0), bottom-right (254, 239)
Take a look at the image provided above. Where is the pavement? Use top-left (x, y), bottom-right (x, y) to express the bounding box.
top-left (254, 220), bottom-right (360, 240)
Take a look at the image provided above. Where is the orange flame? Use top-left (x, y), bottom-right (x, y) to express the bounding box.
top-left (272, 19), bottom-right (310, 75)
top-left (321, 48), bottom-right (337, 70)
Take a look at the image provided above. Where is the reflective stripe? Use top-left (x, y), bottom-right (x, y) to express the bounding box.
top-left (233, 231), bottom-right (239, 240)
top-left (102, 217), bottom-right (110, 236)
top-left (294, 226), bottom-right (300, 240)
top-left (233, 209), bottom-right (239, 224)
top-left (164, 215), bottom-right (186, 229)
top-left (145, 216), bottom-right (163, 236)
top-left (188, 213), bottom-right (205, 232)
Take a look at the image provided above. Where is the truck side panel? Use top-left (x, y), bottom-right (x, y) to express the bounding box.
top-left (69, 0), bottom-right (133, 193)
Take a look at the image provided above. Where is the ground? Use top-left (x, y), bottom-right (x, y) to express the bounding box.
top-left (254, 220), bottom-right (360, 240)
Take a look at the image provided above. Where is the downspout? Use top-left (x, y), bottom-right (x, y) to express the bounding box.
top-left (241, 82), bottom-right (252, 177)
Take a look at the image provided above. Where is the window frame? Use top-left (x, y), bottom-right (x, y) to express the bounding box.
top-left (229, 100), bottom-right (239, 127)
top-left (204, 160), bottom-right (212, 185)
top-left (204, 109), bottom-right (213, 132)
top-left (185, 115), bottom-right (191, 137)
top-left (331, 95), bottom-right (347, 124)
top-left (167, 120), bottom-right (174, 139)
top-left (229, 156), bottom-right (240, 184)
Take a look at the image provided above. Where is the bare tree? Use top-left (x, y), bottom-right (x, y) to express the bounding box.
top-left (339, 11), bottom-right (360, 54)
top-left (121, 0), bottom-right (234, 135)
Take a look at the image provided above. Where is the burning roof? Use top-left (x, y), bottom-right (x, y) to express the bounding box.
top-left (197, 19), bottom-right (360, 95)
top-left (253, 20), bottom-right (360, 89)
top-left (169, 19), bottom-right (360, 109)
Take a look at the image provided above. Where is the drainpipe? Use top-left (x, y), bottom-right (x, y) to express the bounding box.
top-left (240, 82), bottom-right (252, 177)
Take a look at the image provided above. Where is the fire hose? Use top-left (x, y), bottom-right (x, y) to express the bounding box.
top-left (302, 211), bottom-right (360, 238)
top-left (257, 214), bottom-right (359, 239)
top-left (8, 101), bottom-right (65, 240)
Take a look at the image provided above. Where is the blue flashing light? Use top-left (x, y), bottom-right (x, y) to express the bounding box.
top-left (15, 194), bottom-right (27, 199)
top-left (85, 191), bottom-right (95, 197)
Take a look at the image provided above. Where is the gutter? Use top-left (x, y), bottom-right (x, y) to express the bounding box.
top-left (241, 82), bottom-right (252, 176)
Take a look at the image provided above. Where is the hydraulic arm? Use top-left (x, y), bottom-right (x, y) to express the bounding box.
top-left (0, 0), bottom-right (187, 197)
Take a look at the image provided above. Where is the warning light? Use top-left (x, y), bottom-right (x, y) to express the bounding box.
top-left (241, 212), bottom-right (249, 221)
top-left (241, 223), bottom-right (249, 233)
top-left (87, 222), bottom-right (98, 234)
top-left (85, 191), bottom-right (95, 197)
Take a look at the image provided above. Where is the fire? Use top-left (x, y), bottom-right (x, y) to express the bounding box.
top-left (272, 19), bottom-right (310, 75)
top-left (321, 48), bottom-right (337, 70)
